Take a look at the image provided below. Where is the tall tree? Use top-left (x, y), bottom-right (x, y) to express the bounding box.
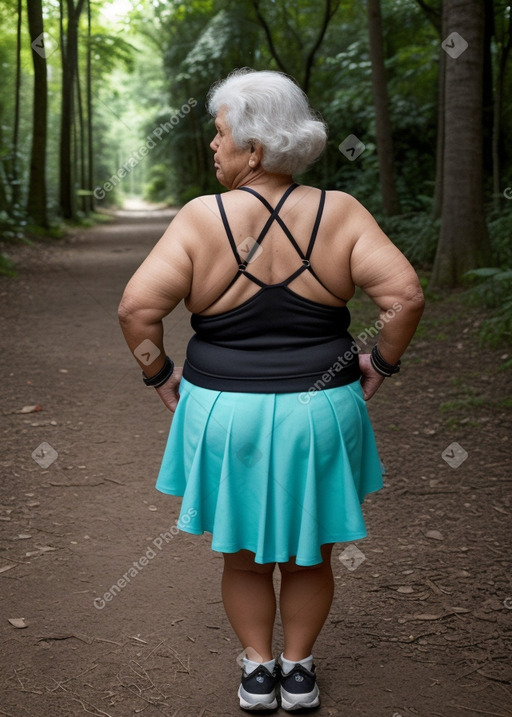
top-left (26, 0), bottom-right (48, 227)
top-left (413, 0), bottom-right (443, 218)
top-left (430, 0), bottom-right (491, 288)
top-left (86, 0), bottom-right (94, 212)
top-left (366, 0), bottom-right (401, 216)
top-left (11, 0), bottom-right (22, 209)
top-left (59, 0), bottom-right (86, 219)
top-left (492, 2), bottom-right (512, 209)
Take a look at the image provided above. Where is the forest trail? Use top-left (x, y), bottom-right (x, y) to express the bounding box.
top-left (0, 209), bottom-right (510, 717)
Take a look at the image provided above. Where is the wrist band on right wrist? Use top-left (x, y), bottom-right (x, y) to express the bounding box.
top-left (142, 356), bottom-right (175, 387)
top-left (370, 345), bottom-right (401, 378)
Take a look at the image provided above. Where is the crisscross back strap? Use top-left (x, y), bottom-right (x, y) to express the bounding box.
top-left (201, 184), bottom-right (340, 314)
top-left (238, 184), bottom-right (308, 261)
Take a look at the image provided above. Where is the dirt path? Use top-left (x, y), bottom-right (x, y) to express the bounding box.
top-left (0, 208), bottom-right (510, 717)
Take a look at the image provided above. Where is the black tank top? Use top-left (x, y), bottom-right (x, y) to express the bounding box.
top-left (182, 184), bottom-right (360, 393)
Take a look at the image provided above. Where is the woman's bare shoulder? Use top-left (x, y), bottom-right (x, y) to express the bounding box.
top-left (324, 189), bottom-right (372, 214)
top-left (319, 190), bottom-right (378, 244)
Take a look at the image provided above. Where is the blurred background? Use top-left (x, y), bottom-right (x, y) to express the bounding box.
top-left (0, 0), bottom-right (511, 324)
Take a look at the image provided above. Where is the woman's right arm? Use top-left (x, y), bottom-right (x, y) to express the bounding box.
top-left (344, 194), bottom-right (425, 398)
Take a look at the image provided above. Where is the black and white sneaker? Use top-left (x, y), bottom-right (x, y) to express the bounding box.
top-left (238, 663), bottom-right (279, 711)
top-left (279, 663), bottom-right (320, 711)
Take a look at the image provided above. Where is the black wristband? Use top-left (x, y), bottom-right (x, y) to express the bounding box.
top-left (142, 356), bottom-right (175, 387)
top-left (370, 345), bottom-right (401, 377)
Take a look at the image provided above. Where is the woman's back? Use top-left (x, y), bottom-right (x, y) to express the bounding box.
top-left (183, 182), bottom-right (357, 317)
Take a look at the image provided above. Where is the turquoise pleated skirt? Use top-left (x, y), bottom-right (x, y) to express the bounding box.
top-left (155, 376), bottom-right (383, 566)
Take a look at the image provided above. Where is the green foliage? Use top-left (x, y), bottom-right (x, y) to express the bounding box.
top-left (378, 211), bottom-right (440, 267)
top-left (0, 207), bottom-right (28, 243)
top-left (0, 0), bottom-right (510, 292)
top-left (0, 252), bottom-right (16, 277)
top-left (463, 267), bottom-right (512, 347)
top-left (144, 163), bottom-right (171, 202)
top-left (488, 209), bottom-right (512, 267)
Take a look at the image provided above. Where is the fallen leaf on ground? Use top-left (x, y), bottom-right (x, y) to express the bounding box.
top-left (425, 530), bottom-right (444, 540)
top-left (8, 618), bottom-right (28, 628)
top-left (411, 613), bottom-right (443, 621)
top-left (26, 546), bottom-right (56, 557)
top-left (18, 405), bottom-right (42, 413)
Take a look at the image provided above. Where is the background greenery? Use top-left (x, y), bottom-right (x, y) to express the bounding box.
top-left (0, 0), bottom-right (511, 340)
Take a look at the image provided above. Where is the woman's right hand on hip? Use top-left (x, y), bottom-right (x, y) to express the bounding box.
top-left (155, 366), bottom-right (183, 413)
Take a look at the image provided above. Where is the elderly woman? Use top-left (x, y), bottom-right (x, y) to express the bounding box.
top-left (119, 68), bottom-right (424, 712)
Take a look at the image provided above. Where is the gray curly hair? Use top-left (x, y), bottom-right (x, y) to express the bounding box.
top-left (207, 68), bottom-right (327, 175)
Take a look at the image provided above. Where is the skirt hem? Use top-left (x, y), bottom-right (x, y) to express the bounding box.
top-left (159, 483), bottom-right (383, 566)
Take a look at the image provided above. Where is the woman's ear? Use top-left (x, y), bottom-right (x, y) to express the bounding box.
top-left (249, 140), bottom-right (263, 167)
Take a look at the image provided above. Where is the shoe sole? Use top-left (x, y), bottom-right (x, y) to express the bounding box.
top-left (280, 692), bottom-right (320, 711)
top-left (238, 685), bottom-right (278, 711)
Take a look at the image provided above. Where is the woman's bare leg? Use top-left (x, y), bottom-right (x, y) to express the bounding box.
top-left (278, 543), bottom-right (335, 661)
top-left (222, 550), bottom-right (276, 661)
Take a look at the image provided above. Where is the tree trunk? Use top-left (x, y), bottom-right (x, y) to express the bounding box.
top-left (482, 0), bottom-right (494, 181)
top-left (430, 0), bottom-right (491, 289)
top-left (11, 0), bottom-right (23, 209)
top-left (26, 0), bottom-right (48, 227)
top-left (411, 0), bottom-right (443, 218)
top-left (366, 0), bottom-right (402, 216)
top-left (492, 8), bottom-right (511, 210)
top-left (0, 114), bottom-right (10, 212)
top-left (432, 47), bottom-right (445, 219)
top-left (59, 0), bottom-right (86, 220)
top-left (86, 0), bottom-right (94, 212)
top-left (75, 56), bottom-right (87, 213)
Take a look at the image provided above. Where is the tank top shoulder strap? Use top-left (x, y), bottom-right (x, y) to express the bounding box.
top-left (215, 193), bottom-right (243, 265)
top-left (305, 189), bottom-right (326, 259)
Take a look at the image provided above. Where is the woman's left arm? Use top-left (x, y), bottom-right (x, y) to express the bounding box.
top-left (118, 206), bottom-right (195, 411)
